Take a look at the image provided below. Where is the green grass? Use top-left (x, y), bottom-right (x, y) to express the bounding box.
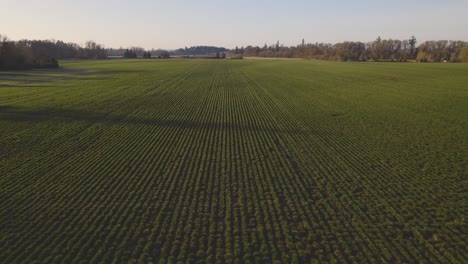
top-left (1, 59), bottom-right (467, 263)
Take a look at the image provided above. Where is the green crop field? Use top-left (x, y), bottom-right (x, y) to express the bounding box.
top-left (0, 59), bottom-right (467, 263)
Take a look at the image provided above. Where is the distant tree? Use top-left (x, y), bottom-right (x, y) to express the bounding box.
top-left (169, 46), bottom-right (228, 56)
top-left (159, 50), bottom-right (170, 59)
top-left (0, 34), bottom-right (60, 70)
top-left (0, 34), bottom-right (109, 70)
top-left (142, 51), bottom-right (151, 58)
top-left (244, 46), bottom-right (259, 57)
top-left (333, 41), bottom-right (366, 61)
top-left (216, 51), bottom-right (220, 58)
top-left (459, 46), bottom-right (468, 62)
top-left (83, 41), bottom-right (106, 59)
top-left (123, 49), bottom-right (137, 58)
top-left (447, 41), bottom-right (464, 62)
top-left (371, 36), bottom-right (382, 61)
top-left (416, 40), bottom-right (466, 62)
top-left (409, 36), bottom-right (417, 59)
top-left (401, 40), bottom-right (410, 61)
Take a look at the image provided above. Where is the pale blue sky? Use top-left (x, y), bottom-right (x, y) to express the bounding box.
top-left (2, 0), bottom-right (467, 49)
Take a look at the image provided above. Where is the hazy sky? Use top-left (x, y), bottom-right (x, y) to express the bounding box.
top-left (2, 0), bottom-right (468, 49)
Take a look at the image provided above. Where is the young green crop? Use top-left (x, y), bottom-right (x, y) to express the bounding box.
top-left (0, 59), bottom-right (466, 263)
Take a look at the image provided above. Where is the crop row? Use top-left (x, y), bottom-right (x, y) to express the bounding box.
top-left (0, 59), bottom-right (466, 263)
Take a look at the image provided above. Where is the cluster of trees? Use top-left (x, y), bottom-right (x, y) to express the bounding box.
top-left (172, 46), bottom-right (229, 56)
top-left (109, 46), bottom-right (227, 58)
top-left (239, 37), bottom-right (468, 62)
top-left (215, 52), bottom-right (226, 59)
top-left (0, 34), bottom-right (107, 70)
top-left (80, 41), bottom-right (107, 59)
top-left (123, 49), bottom-right (138, 58)
top-left (152, 49), bottom-right (171, 59)
top-left (111, 46), bottom-right (227, 59)
top-left (108, 47), bottom-right (170, 59)
top-left (123, 49), bottom-right (156, 59)
top-left (417, 40), bottom-right (468, 62)
top-left (108, 47), bottom-right (145, 57)
top-left (0, 35), bottom-right (58, 70)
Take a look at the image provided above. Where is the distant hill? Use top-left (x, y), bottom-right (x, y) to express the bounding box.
top-left (171, 46), bottom-right (229, 56)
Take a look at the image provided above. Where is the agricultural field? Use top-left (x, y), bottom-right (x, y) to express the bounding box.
top-left (0, 58), bottom-right (467, 263)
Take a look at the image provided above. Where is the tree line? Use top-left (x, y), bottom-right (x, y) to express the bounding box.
top-left (107, 47), bottom-right (171, 59)
top-left (239, 37), bottom-right (468, 62)
top-left (2, 34), bottom-right (467, 70)
top-left (107, 46), bottom-right (228, 58)
top-left (0, 34), bottom-right (107, 70)
top-left (172, 46), bottom-right (229, 56)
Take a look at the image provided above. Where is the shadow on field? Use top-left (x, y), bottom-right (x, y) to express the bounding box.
top-left (0, 68), bottom-right (144, 87)
top-left (0, 105), bottom-right (14, 111)
top-left (0, 106), bottom-right (300, 134)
